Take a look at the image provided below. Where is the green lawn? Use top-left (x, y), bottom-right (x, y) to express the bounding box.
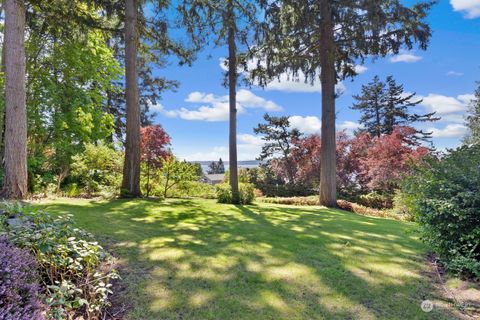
top-left (33, 198), bottom-right (456, 319)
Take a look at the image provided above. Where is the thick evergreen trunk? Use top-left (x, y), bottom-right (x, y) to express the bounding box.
top-left (121, 0), bottom-right (141, 197)
top-left (1, 0), bottom-right (27, 199)
top-left (319, 0), bottom-right (337, 207)
top-left (227, 2), bottom-right (239, 204)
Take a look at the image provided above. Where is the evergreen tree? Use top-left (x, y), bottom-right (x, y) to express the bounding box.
top-left (208, 158), bottom-right (225, 174)
top-left (217, 158), bottom-right (225, 174)
top-left (352, 76), bottom-right (386, 138)
top-left (252, 0), bottom-right (434, 207)
top-left (254, 114), bottom-right (301, 184)
top-left (1, 0), bottom-right (27, 199)
top-left (352, 75), bottom-right (439, 141)
top-left (383, 76), bottom-right (438, 139)
top-left (121, 0), bottom-right (142, 197)
top-left (179, 0), bottom-right (265, 204)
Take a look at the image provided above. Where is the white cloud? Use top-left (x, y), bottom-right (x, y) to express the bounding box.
top-left (338, 121), bottom-right (362, 133)
top-left (237, 89), bottom-right (281, 111)
top-left (180, 133), bottom-right (264, 161)
top-left (389, 53), bottom-right (422, 63)
top-left (181, 146), bottom-right (228, 162)
top-left (220, 57), bottom-right (346, 94)
top-left (262, 72), bottom-right (347, 94)
top-left (237, 133), bottom-right (264, 146)
top-left (157, 90), bottom-right (281, 122)
top-left (354, 65), bottom-right (368, 74)
top-left (446, 71), bottom-right (464, 76)
top-left (177, 103), bottom-right (230, 122)
top-left (457, 94), bottom-right (475, 105)
top-left (420, 93), bottom-right (471, 115)
top-left (450, 0), bottom-right (480, 18)
top-left (289, 116), bottom-right (322, 134)
top-left (428, 124), bottom-right (468, 138)
top-left (289, 116), bottom-right (361, 135)
top-left (149, 103), bottom-right (178, 118)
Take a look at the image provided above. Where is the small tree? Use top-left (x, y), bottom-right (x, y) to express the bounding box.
top-left (161, 157), bottom-right (199, 198)
top-left (351, 76), bottom-right (386, 138)
top-left (140, 125), bottom-right (171, 197)
top-left (254, 114), bottom-right (301, 184)
top-left (207, 158), bottom-right (225, 174)
top-left (465, 82), bottom-right (480, 146)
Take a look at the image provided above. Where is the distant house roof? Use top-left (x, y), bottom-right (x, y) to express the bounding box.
top-left (203, 174), bottom-right (225, 184)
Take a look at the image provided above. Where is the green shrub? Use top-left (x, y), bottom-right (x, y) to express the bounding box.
top-left (70, 142), bottom-right (123, 196)
top-left (401, 145), bottom-right (480, 278)
top-left (216, 183), bottom-right (255, 204)
top-left (167, 181), bottom-right (216, 199)
top-left (1, 203), bottom-right (118, 319)
top-left (391, 190), bottom-right (416, 221)
top-left (239, 183), bottom-right (255, 204)
top-left (259, 196), bottom-right (320, 206)
top-left (216, 183), bottom-right (232, 203)
top-left (356, 191), bottom-right (393, 209)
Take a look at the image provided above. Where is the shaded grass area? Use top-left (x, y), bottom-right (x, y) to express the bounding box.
top-left (33, 199), bottom-right (457, 319)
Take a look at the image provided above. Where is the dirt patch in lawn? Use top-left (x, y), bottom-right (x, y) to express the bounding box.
top-left (425, 253), bottom-right (480, 319)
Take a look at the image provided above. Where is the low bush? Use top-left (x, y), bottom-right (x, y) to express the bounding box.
top-left (401, 145), bottom-right (480, 278)
top-left (166, 181), bottom-right (216, 199)
top-left (1, 203), bottom-right (118, 319)
top-left (216, 183), bottom-right (256, 204)
top-left (336, 200), bottom-right (404, 221)
top-left (257, 197), bottom-right (405, 220)
top-left (356, 191), bottom-right (393, 209)
top-left (259, 196), bottom-right (320, 206)
top-left (0, 236), bottom-right (44, 320)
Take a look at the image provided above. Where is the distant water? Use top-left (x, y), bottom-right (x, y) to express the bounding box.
top-left (192, 161), bottom-right (261, 174)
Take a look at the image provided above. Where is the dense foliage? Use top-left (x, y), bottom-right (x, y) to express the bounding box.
top-left (1, 203), bottom-right (118, 319)
top-left (0, 236), bottom-right (44, 320)
top-left (401, 145), bottom-right (480, 277)
top-left (69, 142), bottom-right (123, 197)
top-left (216, 183), bottom-right (255, 205)
top-left (253, 126), bottom-right (429, 201)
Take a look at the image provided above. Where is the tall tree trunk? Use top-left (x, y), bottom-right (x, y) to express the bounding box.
top-left (319, 0), bottom-right (337, 207)
top-left (227, 2), bottom-right (239, 204)
top-left (375, 101), bottom-right (381, 138)
top-left (1, 0), bottom-right (27, 199)
top-left (121, 0), bottom-right (141, 197)
top-left (0, 3), bottom-right (7, 165)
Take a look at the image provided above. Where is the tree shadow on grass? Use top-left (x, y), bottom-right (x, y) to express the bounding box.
top-left (36, 199), bottom-right (458, 319)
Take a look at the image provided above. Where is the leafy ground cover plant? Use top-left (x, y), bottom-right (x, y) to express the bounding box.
top-left (1, 202), bottom-right (119, 319)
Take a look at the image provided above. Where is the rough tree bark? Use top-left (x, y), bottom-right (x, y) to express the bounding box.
top-left (1, 0), bottom-right (27, 199)
top-left (121, 0), bottom-right (141, 197)
top-left (319, 0), bottom-right (337, 207)
top-left (227, 0), bottom-right (239, 204)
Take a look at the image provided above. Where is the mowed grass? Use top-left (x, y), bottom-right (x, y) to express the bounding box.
top-left (33, 198), bottom-right (456, 319)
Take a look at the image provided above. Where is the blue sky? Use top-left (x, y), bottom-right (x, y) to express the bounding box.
top-left (149, 0), bottom-right (480, 161)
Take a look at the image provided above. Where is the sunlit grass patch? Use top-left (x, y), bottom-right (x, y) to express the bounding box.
top-left (32, 198), bottom-right (456, 319)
